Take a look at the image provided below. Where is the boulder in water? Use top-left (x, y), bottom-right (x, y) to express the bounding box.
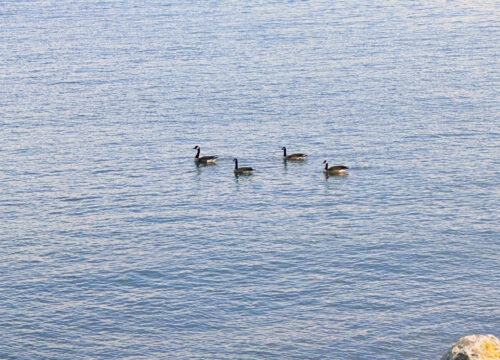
top-left (441, 334), bottom-right (500, 360)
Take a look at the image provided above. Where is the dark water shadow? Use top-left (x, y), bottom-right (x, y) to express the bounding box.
top-left (282, 158), bottom-right (307, 171)
top-left (233, 172), bottom-right (254, 184)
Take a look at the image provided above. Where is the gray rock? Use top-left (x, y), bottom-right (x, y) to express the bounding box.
top-left (441, 334), bottom-right (500, 360)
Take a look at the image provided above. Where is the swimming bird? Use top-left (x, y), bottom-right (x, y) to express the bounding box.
top-left (323, 160), bottom-right (348, 175)
top-left (193, 146), bottom-right (217, 164)
top-left (233, 158), bottom-right (253, 175)
top-left (282, 147), bottom-right (307, 160)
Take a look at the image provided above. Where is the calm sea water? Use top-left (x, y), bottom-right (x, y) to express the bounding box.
top-left (0, 1), bottom-right (498, 359)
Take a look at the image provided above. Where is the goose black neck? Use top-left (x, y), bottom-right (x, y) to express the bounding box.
top-left (324, 162), bottom-right (329, 170)
top-left (195, 148), bottom-right (200, 158)
top-left (234, 159), bottom-right (238, 169)
top-left (283, 147), bottom-right (287, 157)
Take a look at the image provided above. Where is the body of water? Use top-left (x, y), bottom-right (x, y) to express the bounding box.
top-left (0, 1), bottom-right (498, 358)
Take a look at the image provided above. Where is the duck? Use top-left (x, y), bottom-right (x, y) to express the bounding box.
top-left (282, 147), bottom-right (307, 161)
top-left (193, 146), bottom-right (217, 164)
top-left (233, 158), bottom-right (253, 175)
top-left (323, 160), bottom-right (348, 175)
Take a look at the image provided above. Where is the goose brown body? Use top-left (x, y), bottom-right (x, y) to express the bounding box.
top-left (282, 147), bottom-right (307, 160)
top-left (323, 160), bottom-right (348, 175)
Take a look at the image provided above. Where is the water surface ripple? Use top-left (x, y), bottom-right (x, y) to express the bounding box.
top-left (0, 1), bottom-right (498, 359)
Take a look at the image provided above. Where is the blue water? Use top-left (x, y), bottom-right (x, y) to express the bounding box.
top-left (0, 1), bottom-right (499, 358)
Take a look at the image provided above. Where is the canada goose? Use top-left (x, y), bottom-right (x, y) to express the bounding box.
top-left (193, 146), bottom-right (217, 164)
top-left (233, 158), bottom-right (253, 175)
top-left (323, 160), bottom-right (348, 175)
top-left (282, 147), bottom-right (307, 160)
